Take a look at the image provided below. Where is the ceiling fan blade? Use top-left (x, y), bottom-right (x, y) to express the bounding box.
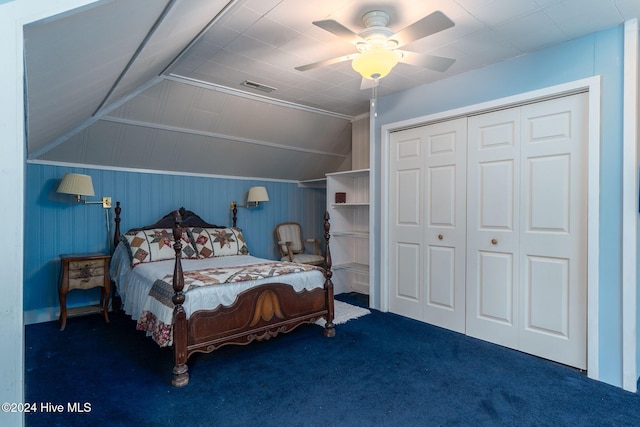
top-left (313, 19), bottom-right (364, 45)
top-left (295, 53), bottom-right (358, 72)
top-left (398, 50), bottom-right (455, 72)
top-left (390, 11), bottom-right (454, 48)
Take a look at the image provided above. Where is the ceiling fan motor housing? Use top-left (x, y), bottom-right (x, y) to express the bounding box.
top-left (362, 10), bottom-right (390, 27)
top-left (359, 10), bottom-right (395, 49)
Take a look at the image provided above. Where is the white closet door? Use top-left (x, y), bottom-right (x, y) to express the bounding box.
top-left (388, 118), bottom-right (467, 332)
top-left (389, 127), bottom-right (425, 321)
top-left (466, 93), bottom-right (588, 367)
top-left (517, 93), bottom-right (588, 369)
top-left (466, 108), bottom-right (521, 349)
top-left (388, 93), bottom-right (588, 370)
top-left (423, 118), bottom-right (467, 333)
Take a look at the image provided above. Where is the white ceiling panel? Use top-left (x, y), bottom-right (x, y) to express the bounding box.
top-left (243, 16), bottom-right (301, 48)
top-left (200, 24), bottom-right (242, 48)
top-left (224, 33), bottom-right (277, 58)
top-left (24, 0), bottom-right (170, 155)
top-left (107, 78), bottom-right (351, 153)
top-left (103, 0), bottom-right (233, 106)
top-left (24, 0), bottom-right (640, 181)
top-left (40, 120), bottom-right (347, 181)
top-left (544, 0), bottom-right (623, 39)
top-left (616, 0), bottom-right (640, 16)
top-left (241, 0), bottom-right (282, 15)
top-left (265, 0), bottom-right (348, 32)
top-left (463, 0), bottom-right (540, 26)
top-left (216, 3), bottom-right (263, 33)
top-left (494, 10), bottom-right (568, 52)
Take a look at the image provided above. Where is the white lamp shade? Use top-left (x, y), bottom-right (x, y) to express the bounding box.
top-left (352, 47), bottom-right (399, 80)
top-left (57, 173), bottom-right (95, 197)
top-left (247, 186), bottom-right (269, 203)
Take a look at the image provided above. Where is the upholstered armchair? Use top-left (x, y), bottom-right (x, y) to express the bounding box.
top-left (275, 222), bottom-right (324, 266)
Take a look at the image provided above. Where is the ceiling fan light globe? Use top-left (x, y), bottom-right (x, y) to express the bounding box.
top-left (352, 47), bottom-right (398, 80)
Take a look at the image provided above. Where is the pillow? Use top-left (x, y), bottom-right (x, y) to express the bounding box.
top-left (190, 227), bottom-right (249, 258)
top-left (190, 227), bottom-right (214, 258)
top-left (123, 228), bottom-right (197, 265)
top-left (234, 228), bottom-right (250, 255)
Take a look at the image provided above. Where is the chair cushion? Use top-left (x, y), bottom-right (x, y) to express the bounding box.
top-left (277, 223), bottom-right (303, 253)
top-left (281, 253), bottom-right (324, 265)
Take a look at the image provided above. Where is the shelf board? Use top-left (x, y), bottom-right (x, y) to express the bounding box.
top-left (326, 168), bottom-right (369, 178)
top-left (331, 202), bottom-right (369, 207)
top-left (332, 231), bottom-right (369, 238)
top-left (333, 262), bottom-right (369, 273)
top-left (298, 177), bottom-right (326, 188)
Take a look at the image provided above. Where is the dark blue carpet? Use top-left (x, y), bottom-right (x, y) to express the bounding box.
top-left (25, 293), bottom-right (640, 426)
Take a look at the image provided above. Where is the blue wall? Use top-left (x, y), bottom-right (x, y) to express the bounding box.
top-left (24, 163), bottom-right (326, 321)
top-left (373, 26), bottom-right (626, 387)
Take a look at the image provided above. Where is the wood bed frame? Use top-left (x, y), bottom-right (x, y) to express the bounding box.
top-left (112, 202), bottom-right (335, 386)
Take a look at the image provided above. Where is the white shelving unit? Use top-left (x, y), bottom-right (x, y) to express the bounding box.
top-left (326, 168), bottom-right (370, 295)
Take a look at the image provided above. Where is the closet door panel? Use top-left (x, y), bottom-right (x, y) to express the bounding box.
top-left (429, 165), bottom-right (456, 226)
top-left (427, 246), bottom-right (455, 308)
top-left (466, 108), bottom-right (520, 349)
top-left (397, 169), bottom-right (421, 225)
top-left (388, 118), bottom-right (466, 331)
top-left (525, 255), bottom-right (569, 335)
top-left (518, 93), bottom-right (588, 369)
top-left (427, 167), bottom-right (456, 310)
top-left (477, 251), bottom-right (514, 323)
top-left (395, 242), bottom-right (422, 301)
top-left (478, 160), bottom-right (515, 231)
top-left (527, 155), bottom-right (570, 234)
top-left (389, 128), bottom-right (425, 321)
top-left (423, 118), bottom-right (467, 333)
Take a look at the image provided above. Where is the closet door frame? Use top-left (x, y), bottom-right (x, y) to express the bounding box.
top-left (380, 77), bottom-right (601, 381)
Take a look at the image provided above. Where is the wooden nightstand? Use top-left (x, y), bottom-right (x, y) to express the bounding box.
top-left (58, 253), bottom-right (111, 331)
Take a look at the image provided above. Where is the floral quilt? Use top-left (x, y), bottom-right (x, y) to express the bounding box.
top-left (136, 262), bottom-right (321, 346)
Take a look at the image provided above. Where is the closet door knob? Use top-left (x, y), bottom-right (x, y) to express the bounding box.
top-left (491, 238), bottom-right (498, 245)
top-left (438, 234), bottom-right (443, 240)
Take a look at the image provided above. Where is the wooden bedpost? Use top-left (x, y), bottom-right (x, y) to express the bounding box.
top-left (113, 201), bottom-right (121, 249)
top-left (111, 202), bottom-right (122, 313)
top-left (231, 202), bottom-right (238, 227)
top-left (323, 211), bottom-right (335, 338)
top-left (171, 210), bottom-right (189, 387)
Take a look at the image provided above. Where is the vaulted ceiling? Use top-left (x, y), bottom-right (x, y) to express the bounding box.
top-left (24, 0), bottom-right (640, 181)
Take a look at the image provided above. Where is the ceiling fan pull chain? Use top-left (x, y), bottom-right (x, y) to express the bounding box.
top-left (372, 78), bottom-right (379, 117)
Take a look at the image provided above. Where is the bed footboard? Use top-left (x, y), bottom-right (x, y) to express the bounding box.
top-left (169, 210), bottom-right (335, 387)
top-left (187, 284), bottom-right (329, 350)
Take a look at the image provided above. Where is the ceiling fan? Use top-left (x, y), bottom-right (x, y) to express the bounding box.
top-left (295, 10), bottom-right (456, 88)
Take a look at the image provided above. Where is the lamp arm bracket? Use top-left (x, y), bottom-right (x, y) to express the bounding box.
top-left (83, 196), bottom-right (112, 209)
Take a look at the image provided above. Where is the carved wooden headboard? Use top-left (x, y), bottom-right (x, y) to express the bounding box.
top-left (112, 203), bottom-right (237, 250)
